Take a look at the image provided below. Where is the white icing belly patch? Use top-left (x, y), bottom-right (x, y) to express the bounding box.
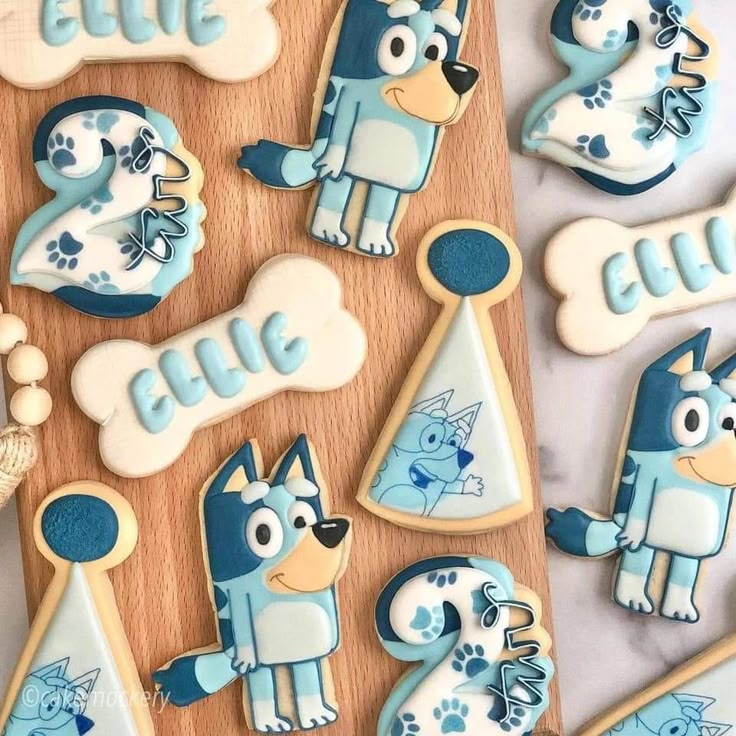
top-left (254, 602), bottom-right (334, 664)
top-left (345, 120), bottom-right (420, 189)
top-left (646, 487), bottom-right (719, 556)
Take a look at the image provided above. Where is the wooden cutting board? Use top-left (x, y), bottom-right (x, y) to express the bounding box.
top-left (0, 0), bottom-right (563, 733)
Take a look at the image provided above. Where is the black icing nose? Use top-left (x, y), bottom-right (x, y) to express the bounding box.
top-left (442, 61), bottom-right (479, 95)
top-left (312, 518), bottom-right (350, 549)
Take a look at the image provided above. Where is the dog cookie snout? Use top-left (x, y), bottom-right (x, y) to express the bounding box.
top-left (313, 518), bottom-right (350, 548)
top-left (442, 62), bottom-right (479, 95)
top-left (76, 714), bottom-right (94, 735)
top-left (457, 448), bottom-right (473, 469)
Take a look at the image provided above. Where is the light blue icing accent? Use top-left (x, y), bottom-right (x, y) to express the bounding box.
top-left (119, 0), bottom-right (157, 43)
top-left (194, 339), bottom-right (246, 398)
top-left (187, 0), bottom-right (227, 46)
top-left (81, 0), bottom-right (118, 37)
top-left (158, 0), bottom-right (182, 35)
top-left (602, 252), bottom-right (641, 315)
top-left (41, 0), bottom-right (80, 46)
top-left (671, 232), bottom-right (714, 292)
top-left (634, 238), bottom-right (677, 297)
top-left (229, 319), bottom-right (265, 373)
top-left (159, 349), bottom-right (207, 407)
top-left (261, 312), bottom-right (308, 375)
top-left (706, 216), bottom-right (736, 275)
top-left (130, 369), bottom-right (174, 434)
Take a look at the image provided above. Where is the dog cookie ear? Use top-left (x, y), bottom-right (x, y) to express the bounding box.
top-left (272, 434), bottom-right (318, 486)
top-left (0, 482), bottom-right (153, 736)
top-left (358, 220), bottom-right (533, 534)
top-left (648, 328), bottom-right (711, 376)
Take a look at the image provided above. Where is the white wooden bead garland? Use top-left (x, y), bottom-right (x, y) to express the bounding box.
top-left (0, 303), bottom-right (52, 510)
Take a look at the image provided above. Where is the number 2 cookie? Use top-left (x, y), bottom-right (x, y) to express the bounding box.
top-left (376, 556), bottom-right (555, 736)
top-left (522, 0), bottom-right (719, 194)
top-left (547, 330), bottom-right (736, 622)
top-left (11, 95), bottom-right (206, 319)
top-left (0, 481), bottom-right (153, 736)
top-left (0, 1), bottom-right (280, 88)
top-left (238, 0), bottom-right (479, 258)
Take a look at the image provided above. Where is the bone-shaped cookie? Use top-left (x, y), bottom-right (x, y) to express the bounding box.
top-left (0, 0), bottom-right (280, 89)
top-left (72, 255), bottom-right (367, 478)
top-left (545, 185), bottom-right (736, 355)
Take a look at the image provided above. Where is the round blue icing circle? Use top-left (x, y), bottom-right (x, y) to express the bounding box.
top-left (41, 494), bottom-right (119, 562)
top-left (426, 228), bottom-right (511, 296)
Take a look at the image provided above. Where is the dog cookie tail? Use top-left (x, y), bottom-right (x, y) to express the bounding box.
top-left (238, 139), bottom-right (318, 189)
top-left (545, 507), bottom-right (619, 557)
top-left (153, 649), bottom-right (237, 707)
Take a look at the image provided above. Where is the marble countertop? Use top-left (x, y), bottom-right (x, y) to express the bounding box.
top-left (2, 0), bottom-right (735, 732)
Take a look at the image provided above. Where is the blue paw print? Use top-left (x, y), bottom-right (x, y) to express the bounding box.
top-left (577, 79), bottom-right (612, 109)
top-left (649, 0), bottom-right (682, 26)
top-left (534, 108), bottom-right (557, 135)
top-left (575, 133), bottom-right (610, 159)
top-left (119, 133), bottom-right (153, 174)
top-left (603, 28), bottom-right (624, 49)
top-left (81, 185), bottom-right (114, 216)
top-left (391, 713), bottom-right (420, 736)
top-left (633, 116), bottom-right (657, 149)
top-left (410, 605), bottom-right (444, 640)
top-left (46, 231), bottom-right (82, 270)
top-left (48, 133), bottom-right (76, 169)
top-left (433, 699), bottom-right (469, 734)
top-left (574, 0), bottom-right (607, 21)
top-left (498, 706), bottom-right (528, 732)
top-left (82, 110), bottom-right (120, 134)
top-left (427, 571), bottom-right (457, 588)
top-left (452, 643), bottom-right (489, 679)
top-left (82, 271), bottom-right (120, 295)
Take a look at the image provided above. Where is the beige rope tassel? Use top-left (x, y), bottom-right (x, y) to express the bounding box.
top-left (0, 304), bottom-right (52, 511)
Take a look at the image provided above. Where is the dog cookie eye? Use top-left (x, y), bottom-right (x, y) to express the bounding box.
top-left (39, 692), bottom-right (63, 721)
top-left (719, 403), bottom-right (736, 432)
top-left (377, 25), bottom-right (417, 76)
top-left (423, 32), bottom-right (448, 61)
top-left (419, 422), bottom-right (445, 452)
top-left (671, 396), bottom-right (710, 448)
top-left (246, 508), bottom-right (284, 558)
top-left (288, 500), bottom-right (317, 529)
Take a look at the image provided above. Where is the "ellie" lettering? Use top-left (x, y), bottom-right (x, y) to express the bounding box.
top-left (129, 312), bottom-right (308, 434)
top-left (602, 216), bottom-right (736, 315)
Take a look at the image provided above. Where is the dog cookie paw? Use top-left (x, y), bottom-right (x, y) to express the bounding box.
top-left (0, 481), bottom-right (153, 736)
top-left (546, 329), bottom-right (736, 622)
top-left (0, 1), bottom-right (280, 88)
top-left (11, 95), bottom-right (206, 319)
top-left (357, 220), bottom-right (533, 534)
top-left (71, 255), bottom-right (367, 477)
top-left (237, 0), bottom-right (479, 258)
top-left (153, 435), bottom-right (352, 733)
top-left (546, 185), bottom-right (736, 355)
top-left (375, 556), bottom-right (555, 736)
top-left (522, 0), bottom-right (719, 194)
top-left (578, 637), bottom-right (735, 736)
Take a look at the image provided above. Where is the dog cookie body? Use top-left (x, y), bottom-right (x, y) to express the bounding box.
top-left (376, 556), bottom-right (554, 736)
top-left (547, 330), bottom-right (736, 622)
top-left (0, 482), bottom-right (153, 736)
top-left (0, 1), bottom-right (280, 88)
top-left (522, 0), bottom-right (718, 194)
top-left (238, 0), bottom-right (479, 258)
top-left (154, 435), bottom-right (352, 733)
top-left (546, 184), bottom-right (736, 355)
top-left (71, 254), bottom-right (367, 477)
top-left (11, 95), bottom-right (205, 319)
top-left (357, 221), bottom-right (533, 533)
top-left (578, 634), bottom-right (735, 736)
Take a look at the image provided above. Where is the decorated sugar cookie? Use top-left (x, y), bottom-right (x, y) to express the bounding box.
top-left (357, 221), bottom-right (533, 534)
top-left (11, 95), bottom-right (206, 319)
top-left (522, 0), bottom-right (719, 195)
top-left (578, 633), bottom-right (736, 736)
top-left (376, 556), bottom-right (555, 736)
top-left (0, 481), bottom-right (153, 736)
top-left (238, 0), bottom-right (479, 258)
top-left (71, 254), bottom-right (367, 477)
top-left (0, 1), bottom-right (280, 89)
top-left (154, 435), bottom-right (352, 733)
top-left (547, 330), bottom-right (736, 623)
top-left (546, 184), bottom-right (736, 355)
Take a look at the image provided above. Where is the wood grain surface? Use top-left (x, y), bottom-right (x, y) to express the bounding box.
top-left (0, 0), bottom-right (563, 733)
